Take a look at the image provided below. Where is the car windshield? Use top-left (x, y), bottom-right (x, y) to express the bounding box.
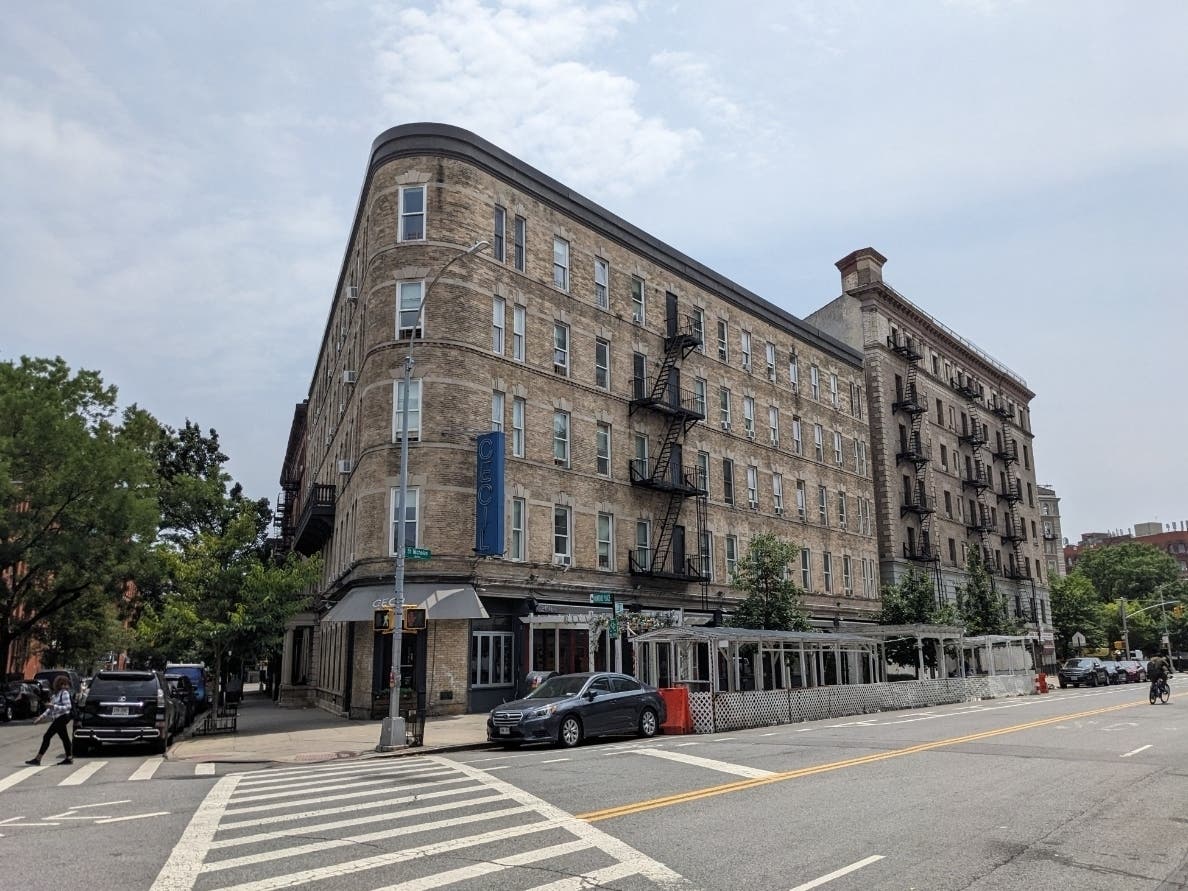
top-left (90, 677), bottom-right (159, 698)
top-left (1063, 659), bottom-right (1092, 668)
top-left (526, 675), bottom-right (589, 699)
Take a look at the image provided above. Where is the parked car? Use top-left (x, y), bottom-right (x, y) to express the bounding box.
top-left (1118, 660), bottom-right (1147, 683)
top-left (73, 670), bottom-right (176, 755)
top-left (488, 672), bottom-right (666, 748)
top-left (34, 668), bottom-right (83, 697)
top-left (165, 673), bottom-right (196, 729)
top-left (0, 686), bottom-right (21, 722)
top-left (1100, 660), bottom-right (1125, 684)
top-left (165, 663), bottom-right (209, 712)
top-left (1, 681), bottom-right (45, 719)
top-left (1058, 658), bottom-right (1110, 688)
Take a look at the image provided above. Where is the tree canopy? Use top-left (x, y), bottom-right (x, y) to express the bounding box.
top-left (1048, 573), bottom-right (1103, 658)
top-left (1073, 542), bottom-right (1180, 605)
top-left (878, 568), bottom-right (958, 670)
top-left (728, 533), bottom-right (810, 631)
top-left (957, 548), bottom-right (1017, 636)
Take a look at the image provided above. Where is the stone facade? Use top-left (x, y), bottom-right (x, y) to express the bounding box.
top-left (1037, 485), bottom-right (1067, 578)
top-left (277, 124), bottom-right (879, 718)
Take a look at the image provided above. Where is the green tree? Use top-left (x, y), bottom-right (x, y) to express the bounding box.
top-left (1049, 572), bottom-right (1103, 658)
top-left (728, 533), bottom-right (810, 631)
top-left (1073, 542), bottom-right (1180, 605)
top-left (0, 357), bottom-right (158, 671)
top-left (958, 548), bottom-right (1016, 636)
top-left (33, 590), bottom-right (130, 670)
top-left (878, 568), bottom-right (958, 671)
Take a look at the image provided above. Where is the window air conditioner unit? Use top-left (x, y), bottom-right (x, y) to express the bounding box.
top-left (774, 506), bottom-right (784, 516)
top-left (767, 367), bottom-right (776, 381)
top-left (748, 500), bottom-right (759, 510)
top-left (745, 429), bottom-right (756, 440)
top-left (554, 555), bottom-right (572, 567)
top-left (337, 459), bottom-right (352, 474)
top-left (632, 312), bottom-right (642, 325)
top-left (721, 421), bottom-right (731, 431)
top-left (342, 370), bottom-right (357, 384)
top-left (346, 285), bottom-right (358, 304)
top-left (770, 434), bottom-right (779, 446)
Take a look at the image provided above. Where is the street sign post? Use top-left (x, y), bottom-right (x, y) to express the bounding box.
top-left (1071, 631), bottom-right (1086, 649)
top-left (405, 547), bottom-right (431, 560)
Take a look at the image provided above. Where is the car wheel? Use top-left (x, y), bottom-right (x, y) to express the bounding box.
top-left (558, 716), bottom-right (583, 748)
top-left (1089, 675), bottom-right (1097, 687)
top-left (1, 704), bottom-right (11, 722)
top-left (1058, 682), bottom-right (1067, 689)
top-left (74, 740), bottom-right (91, 757)
top-left (638, 707), bottom-right (659, 738)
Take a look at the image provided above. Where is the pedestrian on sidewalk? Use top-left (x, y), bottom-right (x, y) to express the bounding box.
top-left (27, 676), bottom-right (74, 766)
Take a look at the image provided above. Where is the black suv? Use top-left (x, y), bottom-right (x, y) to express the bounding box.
top-left (74, 670), bottom-right (176, 754)
top-left (1058, 658), bottom-right (1110, 688)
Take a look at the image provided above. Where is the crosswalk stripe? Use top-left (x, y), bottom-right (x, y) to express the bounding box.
top-left (367, 839), bottom-right (593, 891)
top-left (222, 776), bottom-right (473, 817)
top-left (201, 805), bottom-right (534, 874)
top-left (234, 757), bottom-right (428, 782)
top-left (130, 757), bottom-right (164, 781)
top-left (0, 765), bottom-right (46, 793)
top-left (201, 820), bottom-right (557, 891)
top-left (209, 792), bottom-right (510, 849)
top-left (634, 748), bottom-right (775, 778)
top-left (228, 769), bottom-right (454, 805)
top-left (235, 761), bottom-right (437, 788)
top-left (218, 784), bottom-right (482, 831)
top-left (523, 859), bottom-right (642, 890)
top-left (59, 761), bottom-right (107, 786)
top-left (195, 763), bottom-right (216, 776)
top-left (151, 774), bottom-right (241, 891)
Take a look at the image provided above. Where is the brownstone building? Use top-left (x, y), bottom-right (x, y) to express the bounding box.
top-left (274, 123), bottom-right (878, 718)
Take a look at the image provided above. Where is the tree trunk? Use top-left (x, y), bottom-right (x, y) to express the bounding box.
top-left (213, 649), bottom-right (223, 715)
top-left (0, 625), bottom-right (11, 679)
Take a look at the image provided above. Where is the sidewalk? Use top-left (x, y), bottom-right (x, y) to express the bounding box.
top-left (169, 692), bottom-right (492, 764)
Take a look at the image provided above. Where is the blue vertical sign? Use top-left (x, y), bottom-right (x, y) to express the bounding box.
top-left (474, 431), bottom-right (505, 555)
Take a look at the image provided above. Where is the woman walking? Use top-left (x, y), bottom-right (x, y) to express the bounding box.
top-left (26, 676), bottom-right (74, 765)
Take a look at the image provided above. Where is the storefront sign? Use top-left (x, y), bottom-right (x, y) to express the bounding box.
top-left (474, 431), bottom-right (505, 555)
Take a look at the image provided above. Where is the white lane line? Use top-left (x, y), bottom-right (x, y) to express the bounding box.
top-left (223, 776), bottom-right (473, 817)
top-left (1121, 744), bottom-right (1153, 758)
top-left (59, 761), bottom-right (107, 786)
top-left (635, 748), bottom-right (775, 778)
top-left (96, 810), bottom-right (170, 824)
top-left (209, 792), bottom-right (510, 849)
top-left (194, 763), bottom-right (216, 776)
top-left (130, 758), bottom-right (164, 781)
top-left (760, 731), bottom-right (780, 736)
top-left (150, 773), bottom-right (240, 891)
top-left (229, 770), bottom-right (454, 804)
top-left (219, 784), bottom-right (482, 830)
top-left (789, 854), bottom-right (885, 891)
top-left (524, 859), bottom-right (642, 890)
top-left (368, 839), bottom-right (593, 891)
top-left (0, 765), bottom-right (47, 792)
top-left (711, 737), bottom-right (737, 742)
top-left (234, 760), bottom-right (442, 786)
top-left (674, 742), bottom-right (701, 747)
top-left (539, 758), bottom-right (570, 764)
top-left (484, 765), bottom-right (511, 771)
top-left (233, 763), bottom-right (448, 791)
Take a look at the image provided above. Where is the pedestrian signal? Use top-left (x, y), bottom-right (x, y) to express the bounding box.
top-left (404, 606), bottom-right (428, 631)
top-left (374, 607), bottom-right (395, 634)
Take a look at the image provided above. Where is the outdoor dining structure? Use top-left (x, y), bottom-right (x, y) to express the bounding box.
top-left (631, 624), bottom-right (1037, 734)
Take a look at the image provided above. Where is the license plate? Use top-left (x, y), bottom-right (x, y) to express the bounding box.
top-left (112, 706), bottom-right (129, 717)
top-left (499, 726), bottom-right (510, 736)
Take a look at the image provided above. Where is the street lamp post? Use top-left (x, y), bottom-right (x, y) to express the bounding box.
top-left (378, 239), bottom-right (489, 751)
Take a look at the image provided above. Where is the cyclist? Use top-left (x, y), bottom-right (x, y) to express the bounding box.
top-left (1147, 653), bottom-right (1172, 699)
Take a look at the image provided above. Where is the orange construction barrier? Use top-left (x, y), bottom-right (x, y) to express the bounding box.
top-left (1035, 673), bottom-right (1048, 694)
top-left (658, 686), bottom-right (693, 734)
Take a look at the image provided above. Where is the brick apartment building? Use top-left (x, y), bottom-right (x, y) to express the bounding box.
top-left (1066, 523), bottom-right (1188, 577)
top-left (1037, 485), bottom-right (1067, 578)
top-left (807, 250), bottom-right (1052, 646)
top-left (274, 123), bottom-right (879, 718)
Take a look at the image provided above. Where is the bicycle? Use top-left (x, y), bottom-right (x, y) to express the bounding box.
top-left (1149, 676), bottom-right (1170, 705)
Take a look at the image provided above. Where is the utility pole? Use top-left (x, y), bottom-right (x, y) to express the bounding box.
top-left (1120, 598), bottom-right (1130, 659)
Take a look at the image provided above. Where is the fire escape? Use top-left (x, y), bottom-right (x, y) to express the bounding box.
top-left (890, 333), bottom-right (937, 563)
top-left (992, 396), bottom-right (1027, 583)
top-left (628, 307), bottom-right (707, 582)
top-left (954, 372), bottom-right (995, 566)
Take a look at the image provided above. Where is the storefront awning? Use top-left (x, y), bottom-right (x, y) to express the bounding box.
top-left (323, 583), bottom-right (489, 623)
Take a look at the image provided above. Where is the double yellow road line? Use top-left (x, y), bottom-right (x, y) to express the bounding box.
top-left (577, 700), bottom-right (1139, 822)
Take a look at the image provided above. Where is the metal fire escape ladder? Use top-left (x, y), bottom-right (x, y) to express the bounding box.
top-left (992, 396), bottom-right (1025, 580)
top-left (954, 373), bottom-right (993, 563)
top-left (890, 334), bottom-right (936, 562)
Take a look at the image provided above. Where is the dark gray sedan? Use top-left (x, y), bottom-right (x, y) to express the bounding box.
top-left (488, 672), bottom-right (666, 748)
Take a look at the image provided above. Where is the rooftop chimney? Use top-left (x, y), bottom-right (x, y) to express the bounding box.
top-left (836, 247), bottom-right (888, 291)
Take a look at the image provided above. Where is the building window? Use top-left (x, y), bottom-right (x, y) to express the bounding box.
top-left (850, 382), bottom-right (861, 417)
top-left (769, 406), bottom-right (780, 446)
top-left (491, 390), bottom-right (504, 432)
top-left (1023, 444), bottom-right (1031, 470)
top-left (693, 378), bottom-right (708, 417)
top-left (389, 487), bottom-right (419, 554)
top-left (596, 423), bottom-right (611, 476)
top-left (631, 276), bottom-right (645, 323)
top-left (719, 387), bottom-right (732, 429)
top-left (857, 440), bottom-right (868, 475)
top-left (512, 397), bottom-right (525, 458)
top-left (492, 205), bottom-right (506, 262)
top-left (633, 432), bottom-right (649, 480)
top-left (1041, 503), bottom-right (1050, 516)
top-left (593, 257), bottom-right (609, 309)
top-left (392, 379), bottom-right (422, 441)
top-left (765, 342), bottom-right (776, 378)
top-left (746, 465), bottom-right (759, 508)
top-left (553, 411), bottom-right (570, 467)
top-left (823, 552), bottom-right (833, 593)
top-left (944, 490), bottom-right (953, 517)
top-left (593, 338), bottom-right (611, 390)
top-left (948, 537), bottom-right (957, 563)
top-left (838, 491), bottom-right (847, 528)
top-left (398, 185), bottom-right (425, 241)
top-left (814, 424), bottom-right (824, 462)
top-left (810, 366), bottom-right (820, 400)
top-left (717, 319), bottom-right (729, 362)
top-left (773, 473), bottom-right (784, 513)
top-left (801, 548), bottom-right (812, 590)
top-left (697, 450), bottom-right (710, 491)
top-left (722, 458), bottom-right (735, 506)
top-left (510, 497), bottom-right (525, 560)
top-left (692, 308), bottom-right (705, 352)
top-left (796, 480), bottom-right (807, 521)
top-left (725, 535), bottom-right (738, 576)
top-left (743, 397), bottom-right (756, 436)
top-left (940, 443), bottom-right (948, 472)
top-left (397, 280), bottom-right (424, 339)
top-left (553, 322), bottom-right (570, 375)
top-left (635, 520), bottom-right (650, 568)
top-left (936, 398), bottom-right (944, 426)
top-left (699, 531), bottom-right (713, 580)
top-left (492, 296), bottom-right (505, 353)
top-left (1027, 482), bottom-right (1034, 507)
top-left (513, 215), bottom-right (526, 272)
top-left (818, 485), bottom-right (828, 525)
top-left (842, 555), bottom-right (853, 594)
top-left (553, 506), bottom-right (572, 561)
top-left (829, 373), bottom-right (839, 408)
top-left (553, 237), bottom-right (570, 291)
top-left (511, 305), bottom-right (526, 362)
top-left (597, 512), bottom-right (614, 570)
top-left (789, 353), bottom-right (799, 391)
top-left (834, 430), bottom-right (844, 465)
top-left (793, 418), bottom-right (802, 454)
top-left (471, 631), bottom-right (514, 687)
top-left (741, 330), bottom-right (752, 369)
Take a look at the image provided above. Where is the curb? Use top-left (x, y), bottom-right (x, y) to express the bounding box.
top-left (168, 739), bottom-right (497, 766)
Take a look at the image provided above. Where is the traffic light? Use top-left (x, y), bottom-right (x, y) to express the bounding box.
top-left (404, 606), bottom-right (428, 631)
top-left (1174, 604), bottom-right (1184, 619)
top-left (373, 607), bottom-right (395, 634)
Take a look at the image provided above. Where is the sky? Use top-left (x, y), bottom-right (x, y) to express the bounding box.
top-left (2, 0), bottom-right (1186, 543)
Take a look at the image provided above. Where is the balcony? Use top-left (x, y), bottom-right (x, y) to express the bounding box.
top-left (966, 516), bottom-right (996, 534)
top-left (958, 428), bottom-right (987, 448)
top-left (887, 334), bottom-right (923, 361)
top-left (962, 473), bottom-right (991, 492)
top-left (989, 400), bottom-right (1015, 420)
top-left (664, 314), bottom-right (704, 353)
top-left (1042, 530), bottom-right (1058, 540)
top-left (629, 379), bottom-right (706, 422)
top-left (1001, 522), bottom-right (1025, 543)
top-left (292, 482), bottom-right (335, 555)
top-left (896, 438), bottom-right (931, 465)
top-left (628, 551), bottom-right (705, 582)
top-left (628, 462), bottom-right (708, 497)
top-left (900, 495), bottom-right (934, 517)
top-left (1003, 564), bottom-right (1032, 581)
top-left (998, 482), bottom-right (1023, 503)
top-left (993, 442), bottom-right (1019, 464)
top-left (892, 386), bottom-right (926, 415)
top-left (903, 541), bottom-right (939, 563)
top-left (951, 376), bottom-right (981, 400)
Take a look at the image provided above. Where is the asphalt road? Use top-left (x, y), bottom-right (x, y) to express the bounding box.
top-left (2, 683), bottom-right (1185, 890)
